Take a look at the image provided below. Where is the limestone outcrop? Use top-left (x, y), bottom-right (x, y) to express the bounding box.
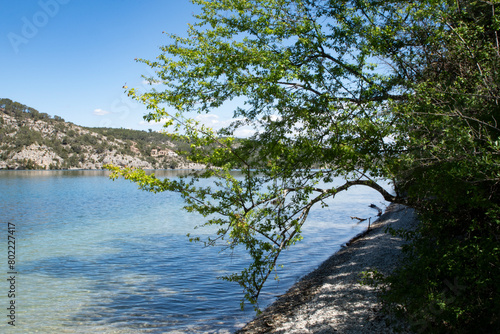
top-left (0, 99), bottom-right (205, 170)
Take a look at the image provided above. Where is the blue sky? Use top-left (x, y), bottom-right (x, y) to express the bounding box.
top-left (0, 0), bottom-right (220, 131)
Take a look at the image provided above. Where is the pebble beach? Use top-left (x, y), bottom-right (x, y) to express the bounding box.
top-left (237, 203), bottom-right (417, 333)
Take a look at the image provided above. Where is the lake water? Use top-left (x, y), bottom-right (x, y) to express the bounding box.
top-left (0, 170), bottom-right (391, 333)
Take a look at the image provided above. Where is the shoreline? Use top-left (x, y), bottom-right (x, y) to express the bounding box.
top-left (0, 167), bottom-right (205, 171)
top-left (237, 203), bottom-right (417, 333)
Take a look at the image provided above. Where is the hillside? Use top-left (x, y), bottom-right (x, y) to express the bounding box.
top-left (0, 98), bottom-right (204, 170)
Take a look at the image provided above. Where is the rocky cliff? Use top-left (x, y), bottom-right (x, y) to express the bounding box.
top-left (0, 98), bottom-right (204, 170)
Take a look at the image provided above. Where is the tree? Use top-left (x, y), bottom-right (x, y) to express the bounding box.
top-left (109, 0), bottom-right (405, 310)
top-left (107, 0), bottom-right (500, 325)
top-left (369, 1), bottom-right (500, 332)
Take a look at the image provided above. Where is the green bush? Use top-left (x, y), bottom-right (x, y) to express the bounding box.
top-left (370, 2), bottom-right (500, 331)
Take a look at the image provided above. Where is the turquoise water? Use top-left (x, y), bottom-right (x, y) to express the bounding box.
top-left (0, 170), bottom-right (390, 333)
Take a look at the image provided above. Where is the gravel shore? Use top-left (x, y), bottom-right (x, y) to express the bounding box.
top-left (237, 203), bottom-right (417, 334)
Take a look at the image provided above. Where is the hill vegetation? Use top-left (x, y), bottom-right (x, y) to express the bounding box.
top-left (0, 98), bottom-right (202, 170)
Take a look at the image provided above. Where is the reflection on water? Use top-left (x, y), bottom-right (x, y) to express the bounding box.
top-left (0, 170), bottom-right (391, 333)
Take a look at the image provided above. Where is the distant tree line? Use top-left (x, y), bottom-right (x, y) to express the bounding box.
top-left (0, 98), bottom-right (65, 123)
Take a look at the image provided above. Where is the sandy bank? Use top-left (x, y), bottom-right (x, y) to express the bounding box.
top-left (237, 203), bottom-right (417, 333)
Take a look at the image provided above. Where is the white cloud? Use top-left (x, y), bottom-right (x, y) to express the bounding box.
top-left (93, 108), bottom-right (111, 116)
top-left (234, 127), bottom-right (256, 138)
top-left (195, 114), bottom-right (220, 125)
top-left (135, 113), bottom-right (257, 138)
top-left (268, 114), bottom-right (281, 122)
top-left (141, 79), bottom-right (162, 86)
